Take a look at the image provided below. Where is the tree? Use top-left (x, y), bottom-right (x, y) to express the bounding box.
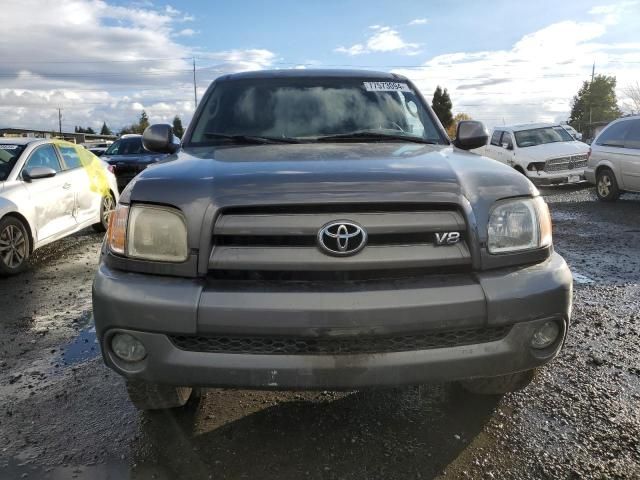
top-left (138, 110), bottom-right (150, 133)
top-left (75, 126), bottom-right (95, 134)
top-left (118, 111), bottom-right (153, 136)
top-left (432, 86), bottom-right (453, 129)
top-left (569, 74), bottom-right (622, 138)
top-left (100, 122), bottom-right (112, 136)
top-left (622, 81), bottom-right (640, 114)
top-left (172, 115), bottom-right (184, 138)
top-left (447, 113), bottom-right (472, 138)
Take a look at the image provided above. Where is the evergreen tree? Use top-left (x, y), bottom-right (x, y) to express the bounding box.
top-left (138, 111), bottom-right (150, 133)
top-left (100, 122), bottom-right (112, 136)
top-left (172, 115), bottom-right (184, 138)
top-left (569, 74), bottom-right (622, 137)
top-left (432, 86), bottom-right (453, 129)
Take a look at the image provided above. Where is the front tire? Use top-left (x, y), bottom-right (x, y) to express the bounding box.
top-left (459, 369), bottom-right (536, 395)
top-left (0, 216), bottom-right (30, 276)
top-left (126, 380), bottom-right (193, 410)
top-left (596, 168), bottom-right (620, 202)
top-left (93, 192), bottom-right (115, 232)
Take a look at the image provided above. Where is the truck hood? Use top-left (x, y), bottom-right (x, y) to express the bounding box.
top-left (517, 141), bottom-right (589, 160)
top-left (125, 142), bottom-right (537, 249)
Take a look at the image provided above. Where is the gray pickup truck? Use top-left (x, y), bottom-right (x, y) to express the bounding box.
top-left (93, 70), bottom-right (572, 410)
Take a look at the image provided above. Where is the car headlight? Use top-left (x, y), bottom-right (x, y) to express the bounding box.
top-left (107, 203), bottom-right (188, 262)
top-left (487, 197), bottom-right (552, 254)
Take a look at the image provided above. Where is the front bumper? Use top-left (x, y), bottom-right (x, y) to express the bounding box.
top-left (527, 170), bottom-right (586, 186)
top-left (93, 253), bottom-right (573, 390)
top-left (584, 167), bottom-right (596, 185)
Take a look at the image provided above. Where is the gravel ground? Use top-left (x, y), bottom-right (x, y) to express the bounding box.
top-left (0, 184), bottom-right (639, 480)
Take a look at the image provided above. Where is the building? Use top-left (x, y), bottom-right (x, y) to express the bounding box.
top-left (0, 127), bottom-right (117, 144)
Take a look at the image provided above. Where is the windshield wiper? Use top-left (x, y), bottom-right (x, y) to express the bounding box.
top-left (203, 133), bottom-right (300, 144)
top-left (313, 131), bottom-right (439, 145)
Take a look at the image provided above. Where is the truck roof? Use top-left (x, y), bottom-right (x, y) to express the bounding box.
top-left (219, 69), bottom-right (408, 82)
top-left (496, 123), bottom-right (559, 132)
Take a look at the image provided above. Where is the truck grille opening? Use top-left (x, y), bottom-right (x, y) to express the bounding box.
top-left (544, 154), bottom-right (588, 172)
top-left (208, 204), bottom-right (472, 281)
top-left (168, 326), bottom-right (511, 355)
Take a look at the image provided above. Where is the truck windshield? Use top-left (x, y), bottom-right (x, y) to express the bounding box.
top-left (515, 126), bottom-right (574, 148)
top-left (188, 78), bottom-right (445, 145)
top-left (0, 144), bottom-right (25, 181)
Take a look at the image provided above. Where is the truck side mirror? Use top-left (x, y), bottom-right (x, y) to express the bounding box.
top-left (454, 121), bottom-right (489, 151)
top-left (142, 124), bottom-right (180, 154)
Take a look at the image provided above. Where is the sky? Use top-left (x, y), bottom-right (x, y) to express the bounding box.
top-left (0, 0), bottom-right (639, 133)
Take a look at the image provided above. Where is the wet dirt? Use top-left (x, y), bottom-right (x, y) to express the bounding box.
top-left (1, 185), bottom-right (639, 479)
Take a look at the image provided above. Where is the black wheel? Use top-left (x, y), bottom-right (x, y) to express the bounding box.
top-left (0, 216), bottom-right (30, 276)
top-left (596, 168), bottom-right (620, 201)
top-left (459, 369), bottom-right (536, 395)
top-left (93, 192), bottom-right (115, 232)
top-left (126, 380), bottom-right (193, 410)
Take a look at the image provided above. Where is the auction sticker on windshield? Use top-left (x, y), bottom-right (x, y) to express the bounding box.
top-left (363, 82), bottom-right (412, 92)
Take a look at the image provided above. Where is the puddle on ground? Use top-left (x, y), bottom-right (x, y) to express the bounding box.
top-left (572, 271), bottom-right (596, 285)
top-left (2, 458), bottom-right (131, 480)
top-left (60, 314), bottom-right (99, 366)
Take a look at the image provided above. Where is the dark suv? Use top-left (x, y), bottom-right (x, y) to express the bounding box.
top-left (93, 70), bottom-right (573, 410)
top-left (101, 134), bottom-right (167, 191)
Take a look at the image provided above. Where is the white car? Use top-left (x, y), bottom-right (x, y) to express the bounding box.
top-left (475, 123), bottom-right (590, 185)
top-left (0, 138), bottom-right (118, 275)
top-left (561, 124), bottom-right (583, 141)
top-left (585, 115), bottom-right (640, 201)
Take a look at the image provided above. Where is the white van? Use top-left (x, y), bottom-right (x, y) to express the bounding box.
top-left (476, 123), bottom-right (590, 185)
top-left (585, 115), bottom-right (640, 201)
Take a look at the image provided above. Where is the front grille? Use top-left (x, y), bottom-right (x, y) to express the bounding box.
top-left (209, 205), bottom-right (471, 278)
top-left (169, 326), bottom-right (511, 355)
top-left (544, 154), bottom-right (588, 172)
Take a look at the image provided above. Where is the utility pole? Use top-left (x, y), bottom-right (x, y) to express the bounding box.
top-left (589, 62), bottom-right (595, 126)
top-left (193, 57), bottom-right (198, 108)
top-left (58, 108), bottom-right (62, 137)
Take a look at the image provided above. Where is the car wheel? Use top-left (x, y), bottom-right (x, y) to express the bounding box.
top-left (0, 216), bottom-right (30, 276)
top-left (459, 369), bottom-right (536, 395)
top-left (93, 192), bottom-right (115, 232)
top-left (596, 168), bottom-right (620, 202)
top-left (126, 380), bottom-right (193, 410)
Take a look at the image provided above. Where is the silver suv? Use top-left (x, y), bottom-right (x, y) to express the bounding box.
top-left (92, 70), bottom-right (573, 410)
top-left (585, 115), bottom-right (640, 201)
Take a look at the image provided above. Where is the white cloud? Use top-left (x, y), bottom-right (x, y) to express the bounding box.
top-left (589, 1), bottom-right (638, 25)
top-left (0, 0), bottom-right (274, 132)
top-left (335, 25), bottom-right (421, 56)
top-left (394, 6), bottom-right (640, 128)
top-left (175, 28), bottom-right (197, 37)
top-left (408, 18), bottom-right (428, 26)
top-left (335, 44), bottom-right (367, 56)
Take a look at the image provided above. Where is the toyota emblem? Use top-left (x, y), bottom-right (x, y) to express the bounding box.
top-left (317, 221), bottom-right (368, 256)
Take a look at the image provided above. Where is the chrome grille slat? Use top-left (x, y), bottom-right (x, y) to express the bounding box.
top-left (214, 211), bottom-right (466, 236)
top-left (210, 243), bottom-right (470, 271)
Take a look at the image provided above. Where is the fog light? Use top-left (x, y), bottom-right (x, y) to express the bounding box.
top-left (111, 333), bottom-right (147, 362)
top-left (530, 321), bottom-right (560, 349)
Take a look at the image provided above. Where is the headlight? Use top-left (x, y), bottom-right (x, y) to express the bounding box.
top-left (107, 203), bottom-right (188, 262)
top-left (487, 197), bottom-right (552, 254)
